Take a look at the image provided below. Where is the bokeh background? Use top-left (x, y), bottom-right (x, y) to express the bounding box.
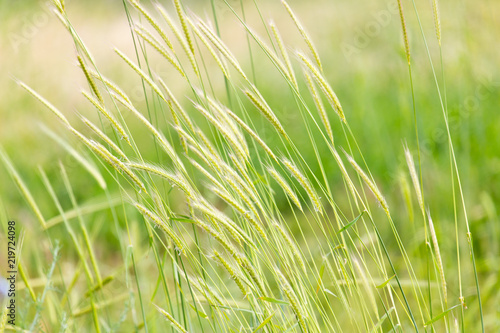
top-left (0, 0), bottom-right (499, 330)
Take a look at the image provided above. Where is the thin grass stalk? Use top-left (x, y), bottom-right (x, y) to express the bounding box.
top-left (134, 203), bottom-right (186, 255)
top-left (213, 250), bottom-right (247, 295)
top-left (297, 52), bottom-right (345, 123)
top-left (90, 140), bottom-right (148, 194)
top-left (267, 167), bottom-right (302, 211)
top-left (195, 17), bottom-right (248, 80)
top-left (344, 151), bottom-right (389, 218)
top-left (269, 20), bottom-right (297, 89)
top-left (282, 157), bottom-right (322, 214)
top-left (281, 0), bottom-right (322, 71)
top-left (82, 90), bottom-right (131, 146)
top-left (81, 116), bottom-right (129, 162)
top-left (134, 25), bottom-right (185, 77)
top-left (427, 211), bottom-right (447, 306)
top-left (157, 6), bottom-right (200, 77)
top-left (77, 55), bottom-right (104, 105)
top-left (173, 0), bottom-right (194, 55)
top-left (305, 73), bottom-right (333, 144)
top-left (0, 148), bottom-right (46, 229)
top-left (244, 88), bottom-right (288, 139)
top-left (18, 81), bottom-right (70, 126)
top-left (128, 0), bottom-right (174, 50)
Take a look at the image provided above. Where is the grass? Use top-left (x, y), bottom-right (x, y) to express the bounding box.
top-left (0, 0), bottom-right (499, 332)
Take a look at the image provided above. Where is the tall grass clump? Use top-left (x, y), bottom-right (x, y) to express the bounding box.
top-left (1, 0), bottom-right (488, 332)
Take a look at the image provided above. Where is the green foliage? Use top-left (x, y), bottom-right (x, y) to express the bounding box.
top-left (1, 0), bottom-right (498, 332)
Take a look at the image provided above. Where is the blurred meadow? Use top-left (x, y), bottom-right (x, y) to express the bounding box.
top-left (0, 0), bottom-right (499, 332)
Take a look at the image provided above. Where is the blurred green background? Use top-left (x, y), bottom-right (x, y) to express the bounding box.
top-left (0, 0), bottom-right (499, 330)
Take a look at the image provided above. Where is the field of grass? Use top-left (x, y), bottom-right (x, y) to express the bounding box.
top-left (0, 0), bottom-right (499, 332)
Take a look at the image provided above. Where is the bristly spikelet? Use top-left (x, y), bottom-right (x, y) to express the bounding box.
top-left (222, 173), bottom-right (258, 217)
top-left (166, 100), bottom-right (188, 154)
top-left (188, 157), bottom-right (223, 189)
top-left (52, 8), bottom-right (69, 29)
top-left (298, 52), bottom-right (346, 123)
top-left (281, 0), bottom-right (322, 71)
top-left (211, 186), bottom-right (248, 216)
top-left (267, 167), bottom-right (302, 211)
top-left (77, 55), bottom-right (103, 105)
top-left (404, 145), bottom-right (424, 215)
top-left (68, 126), bottom-right (95, 149)
top-left (432, 0), bottom-right (441, 46)
top-left (192, 217), bottom-right (241, 263)
top-left (228, 153), bottom-right (258, 197)
top-left (244, 88), bottom-right (288, 139)
top-left (195, 128), bottom-right (221, 163)
top-left (198, 91), bottom-right (249, 157)
top-left (396, 0), bottom-right (411, 64)
top-left (282, 158), bottom-right (322, 214)
top-left (82, 91), bottom-right (131, 146)
top-left (111, 92), bottom-right (186, 172)
top-left (134, 25), bottom-right (185, 77)
top-left (211, 184), bottom-right (262, 240)
top-left (195, 17), bottom-right (248, 80)
top-left (239, 256), bottom-right (266, 296)
top-left (193, 103), bottom-right (249, 162)
top-left (157, 78), bottom-right (195, 133)
top-left (87, 68), bottom-right (132, 104)
top-left (0, 149), bottom-right (46, 229)
top-left (114, 48), bottom-right (168, 105)
top-left (193, 201), bottom-right (254, 248)
top-left (90, 140), bottom-right (148, 194)
top-left (188, 17), bottom-right (230, 78)
top-left (270, 20), bottom-right (298, 90)
top-left (151, 190), bottom-right (170, 223)
top-left (128, 162), bottom-right (195, 198)
top-left (427, 211), bottom-right (447, 304)
top-left (187, 142), bottom-right (223, 176)
top-left (223, 175), bottom-right (268, 241)
top-left (213, 250), bottom-right (247, 295)
top-left (305, 73), bottom-right (333, 144)
top-left (111, 93), bottom-right (156, 136)
top-left (174, 126), bottom-right (198, 149)
top-left (134, 203), bottom-right (186, 255)
top-left (398, 171), bottom-right (414, 223)
top-left (173, 0), bottom-right (194, 54)
top-left (273, 222), bottom-right (306, 272)
top-left (331, 148), bottom-right (357, 200)
top-left (276, 269), bottom-right (307, 332)
top-left (81, 116), bottom-right (129, 162)
top-left (196, 278), bottom-right (225, 306)
top-left (344, 150), bottom-right (390, 217)
top-left (18, 81), bottom-right (70, 126)
top-left (156, 6), bottom-right (200, 77)
top-left (246, 26), bottom-right (294, 88)
top-left (153, 304), bottom-right (188, 333)
top-left (218, 161), bottom-right (264, 215)
top-left (128, 0), bottom-right (173, 50)
top-left (52, 0), bottom-right (64, 13)
top-left (222, 107), bottom-right (278, 162)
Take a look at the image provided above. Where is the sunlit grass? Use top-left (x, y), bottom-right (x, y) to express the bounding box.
top-left (1, 0), bottom-right (498, 332)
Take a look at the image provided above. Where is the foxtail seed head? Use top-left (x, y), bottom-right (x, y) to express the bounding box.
top-left (344, 151), bottom-right (389, 218)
